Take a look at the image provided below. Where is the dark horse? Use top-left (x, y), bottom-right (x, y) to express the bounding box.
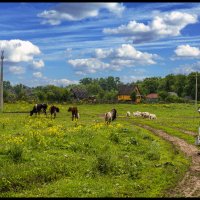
top-left (68, 106), bottom-right (79, 121)
top-left (30, 103), bottom-right (48, 116)
top-left (50, 105), bottom-right (59, 119)
top-left (104, 108), bottom-right (117, 125)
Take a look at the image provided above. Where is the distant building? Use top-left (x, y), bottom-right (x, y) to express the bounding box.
top-left (118, 84), bottom-right (142, 103)
top-left (145, 93), bottom-right (159, 102)
top-left (70, 87), bottom-right (89, 101)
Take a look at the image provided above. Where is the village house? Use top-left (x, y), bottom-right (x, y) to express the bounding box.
top-left (117, 84), bottom-right (142, 103)
top-left (145, 93), bottom-right (159, 102)
top-left (70, 87), bottom-right (89, 101)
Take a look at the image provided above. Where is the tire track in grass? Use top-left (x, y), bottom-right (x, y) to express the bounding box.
top-left (136, 123), bottom-right (200, 197)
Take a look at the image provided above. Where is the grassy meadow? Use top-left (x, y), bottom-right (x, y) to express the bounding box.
top-left (0, 102), bottom-right (199, 197)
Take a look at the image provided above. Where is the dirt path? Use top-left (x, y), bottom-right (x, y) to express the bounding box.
top-left (136, 124), bottom-right (200, 197)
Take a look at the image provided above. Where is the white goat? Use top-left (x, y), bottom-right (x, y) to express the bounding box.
top-left (133, 111), bottom-right (142, 117)
top-left (126, 111), bottom-right (131, 117)
top-left (141, 112), bottom-right (150, 118)
top-left (149, 113), bottom-right (157, 120)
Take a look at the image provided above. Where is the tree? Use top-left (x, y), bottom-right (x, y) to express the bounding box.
top-left (158, 91), bottom-right (169, 101)
top-left (79, 78), bottom-right (93, 85)
top-left (130, 91), bottom-right (137, 102)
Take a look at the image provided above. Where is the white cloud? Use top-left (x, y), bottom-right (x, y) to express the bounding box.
top-left (38, 3), bottom-right (125, 25)
top-left (9, 66), bottom-right (25, 75)
top-left (32, 59), bottom-right (44, 69)
top-left (174, 61), bottom-right (200, 74)
top-left (121, 75), bottom-right (146, 83)
top-left (52, 78), bottom-right (79, 86)
top-left (33, 72), bottom-right (43, 78)
top-left (0, 39), bottom-right (41, 62)
top-left (26, 77), bottom-right (78, 87)
top-left (174, 44), bottom-right (200, 58)
top-left (68, 44), bottom-right (158, 74)
top-left (103, 11), bottom-right (198, 44)
top-left (96, 44), bottom-right (157, 64)
top-left (68, 58), bottom-right (110, 74)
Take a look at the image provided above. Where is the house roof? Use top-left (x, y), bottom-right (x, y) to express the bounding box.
top-left (70, 87), bottom-right (89, 99)
top-left (118, 84), bottom-right (136, 95)
top-left (146, 93), bottom-right (159, 99)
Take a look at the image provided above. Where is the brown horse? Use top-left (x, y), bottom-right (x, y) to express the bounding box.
top-left (50, 105), bottom-right (59, 119)
top-left (68, 106), bottom-right (79, 121)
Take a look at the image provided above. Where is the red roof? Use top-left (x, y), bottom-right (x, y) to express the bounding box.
top-left (146, 93), bottom-right (158, 99)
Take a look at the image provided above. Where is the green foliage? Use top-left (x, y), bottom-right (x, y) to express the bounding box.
top-left (130, 91), bottom-right (137, 102)
top-left (3, 72), bottom-right (200, 103)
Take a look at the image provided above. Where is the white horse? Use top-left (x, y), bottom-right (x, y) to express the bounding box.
top-left (104, 108), bottom-right (117, 125)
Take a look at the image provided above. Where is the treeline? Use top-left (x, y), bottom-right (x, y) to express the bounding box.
top-left (3, 72), bottom-right (200, 103)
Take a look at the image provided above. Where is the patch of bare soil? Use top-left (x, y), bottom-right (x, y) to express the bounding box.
top-left (137, 124), bottom-right (200, 198)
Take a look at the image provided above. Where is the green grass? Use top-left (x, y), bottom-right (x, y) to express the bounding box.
top-left (0, 102), bottom-right (195, 197)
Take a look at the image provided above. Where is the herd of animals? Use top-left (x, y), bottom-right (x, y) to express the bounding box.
top-left (29, 103), bottom-right (157, 124)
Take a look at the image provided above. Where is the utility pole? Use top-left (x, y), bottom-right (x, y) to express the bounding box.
top-left (195, 72), bottom-right (198, 110)
top-left (0, 50), bottom-right (4, 112)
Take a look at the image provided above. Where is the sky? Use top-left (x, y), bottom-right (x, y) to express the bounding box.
top-left (1, 2), bottom-right (200, 87)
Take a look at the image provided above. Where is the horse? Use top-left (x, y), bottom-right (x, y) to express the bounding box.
top-left (104, 108), bottom-right (117, 125)
top-left (49, 105), bottom-right (59, 119)
top-left (68, 106), bottom-right (79, 121)
top-left (30, 103), bottom-right (48, 116)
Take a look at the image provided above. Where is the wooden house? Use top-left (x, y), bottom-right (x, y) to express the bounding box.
top-left (117, 84), bottom-right (142, 103)
top-left (70, 87), bottom-right (89, 101)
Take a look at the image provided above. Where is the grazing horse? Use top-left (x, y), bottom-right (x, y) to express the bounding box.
top-left (50, 105), bottom-right (59, 119)
top-left (104, 108), bottom-right (117, 125)
top-left (30, 103), bottom-right (48, 116)
top-left (68, 106), bottom-right (79, 121)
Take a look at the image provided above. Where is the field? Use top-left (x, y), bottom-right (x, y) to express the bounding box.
top-left (0, 102), bottom-right (200, 197)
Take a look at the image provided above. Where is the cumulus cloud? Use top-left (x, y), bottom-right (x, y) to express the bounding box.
top-left (174, 61), bottom-right (200, 74)
top-left (68, 58), bottom-right (110, 74)
top-left (0, 39), bottom-right (41, 62)
top-left (33, 72), bottom-right (43, 78)
top-left (95, 44), bottom-right (157, 65)
top-left (38, 3), bottom-right (125, 25)
top-left (9, 66), bottom-right (25, 75)
top-left (121, 75), bottom-right (146, 83)
top-left (103, 11), bottom-right (198, 44)
top-left (52, 78), bottom-right (79, 86)
top-left (174, 44), bottom-right (200, 58)
top-left (27, 77), bottom-right (79, 87)
top-left (32, 59), bottom-right (45, 69)
top-left (68, 44), bottom-right (158, 74)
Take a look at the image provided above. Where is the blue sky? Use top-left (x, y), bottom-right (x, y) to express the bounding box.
top-left (1, 2), bottom-right (200, 87)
